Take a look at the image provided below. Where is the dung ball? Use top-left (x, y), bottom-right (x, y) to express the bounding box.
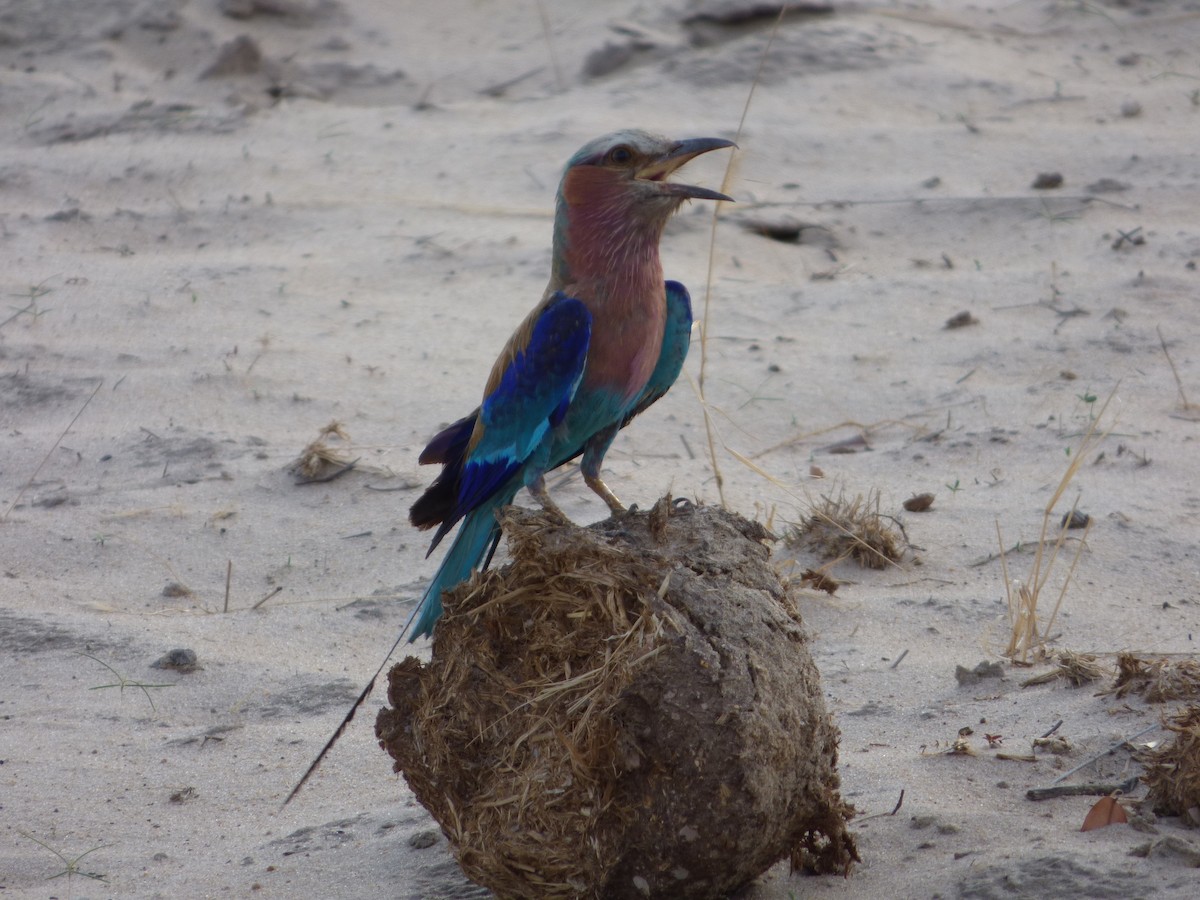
top-left (376, 498), bottom-right (857, 899)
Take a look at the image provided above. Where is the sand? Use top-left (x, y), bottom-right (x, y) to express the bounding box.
top-left (3, 0), bottom-right (1199, 897)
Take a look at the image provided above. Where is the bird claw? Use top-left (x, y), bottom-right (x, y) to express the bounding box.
top-left (539, 501), bottom-right (574, 527)
top-left (528, 479), bottom-right (575, 526)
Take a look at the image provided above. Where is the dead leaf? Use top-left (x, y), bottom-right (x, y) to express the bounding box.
top-left (1081, 795), bottom-right (1128, 831)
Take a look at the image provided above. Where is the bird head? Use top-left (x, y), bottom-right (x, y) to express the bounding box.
top-left (558, 130), bottom-right (735, 222)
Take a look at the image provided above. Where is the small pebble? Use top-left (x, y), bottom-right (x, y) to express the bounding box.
top-left (1031, 172), bottom-right (1063, 190)
top-left (904, 493), bottom-right (935, 512)
top-left (1061, 510), bottom-right (1090, 529)
top-left (1086, 178), bottom-right (1130, 194)
top-left (408, 829), bottom-right (440, 850)
top-left (152, 648), bottom-right (200, 672)
top-left (944, 311), bottom-right (979, 329)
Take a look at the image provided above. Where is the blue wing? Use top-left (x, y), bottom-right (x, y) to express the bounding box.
top-left (411, 292), bottom-right (591, 551)
top-left (420, 281), bottom-right (692, 487)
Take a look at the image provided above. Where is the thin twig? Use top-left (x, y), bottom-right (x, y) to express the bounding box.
top-left (1026, 776), bottom-right (1139, 801)
top-left (1048, 723), bottom-right (1158, 786)
top-left (2, 378), bottom-right (102, 523)
top-left (1158, 324), bottom-right (1194, 409)
top-left (697, 6), bottom-right (786, 508)
top-left (534, 0), bottom-right (565, 92)
top-left (856, 789), bottom-right (905, 822)
top-left (252, 586), bottom-right (283, 610)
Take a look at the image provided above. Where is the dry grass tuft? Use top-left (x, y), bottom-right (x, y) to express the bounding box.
top-left (1102, 653), bottom-right (1200, 703)
top-left (1138, 706), bottom-right (1200, 824)
top-left (788, 488), bottom-right (904, 569)
top-left (999, 389), bottom-right (1114, 663)
top-left (289, 420), bottom-right (354, 479)
top-left (1021, 650), bottom-right (1110, 687)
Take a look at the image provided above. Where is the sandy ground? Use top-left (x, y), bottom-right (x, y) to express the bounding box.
top-left (3, 0), bottom-right (1200, 897)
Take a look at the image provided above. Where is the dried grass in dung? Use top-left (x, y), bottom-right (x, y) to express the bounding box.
top-left (1138, 706), bottom-right (1200, 825)
top-left (788, 488), bottom-right (903, 569)
top-left (376, 498), bottom-right (857, 899)
top-left (1102, 652), bottom-right (1200, 702)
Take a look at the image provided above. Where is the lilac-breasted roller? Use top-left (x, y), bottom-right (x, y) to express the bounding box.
top-left (405, 130), bottom-right (734, 640)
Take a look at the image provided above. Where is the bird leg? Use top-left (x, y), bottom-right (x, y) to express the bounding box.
top-left (579, 426), bottom-right (628, 515)
top-left (584, 471), bottom-right (627, 515)
top-left (527, 474), bottom-right (573, 525)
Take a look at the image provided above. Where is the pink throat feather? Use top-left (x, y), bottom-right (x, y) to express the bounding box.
top-left (553, 169), bottom-right (676, 402)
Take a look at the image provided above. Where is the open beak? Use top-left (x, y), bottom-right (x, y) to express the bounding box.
top-left (639, 137), bottom-right (736, 202)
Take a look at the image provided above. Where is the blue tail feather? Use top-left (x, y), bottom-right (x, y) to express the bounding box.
top-left (407, 488), bottom-right (515, 641)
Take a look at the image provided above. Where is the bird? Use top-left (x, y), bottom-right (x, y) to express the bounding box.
top-left (405, 130), bottom-right (734, 640)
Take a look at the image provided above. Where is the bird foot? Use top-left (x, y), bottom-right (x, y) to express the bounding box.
top-left (606, 502), bottom-right (640, 522)
top-left (539, 501), bottom-right (574, 527)
top-left (528, 480), bottom-right (574, 526)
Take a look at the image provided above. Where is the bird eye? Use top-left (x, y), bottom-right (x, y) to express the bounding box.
top-left (606, 145), bottom-right (634, 165)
